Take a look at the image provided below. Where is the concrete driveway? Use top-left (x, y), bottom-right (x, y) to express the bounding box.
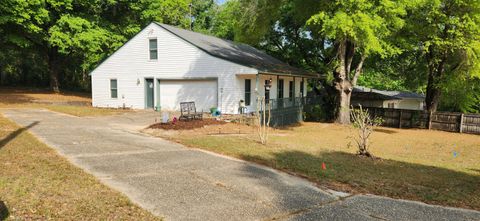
top-left (2, 109), bottom-right (479, 221)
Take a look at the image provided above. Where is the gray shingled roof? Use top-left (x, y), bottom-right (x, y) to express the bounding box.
top-left (353, 86), bottom-right (425, 100)
top-left (156, 22), bottom-right (318, 78)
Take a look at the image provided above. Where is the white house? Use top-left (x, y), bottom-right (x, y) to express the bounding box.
top-left (351, 86), bottom-right (425, 110)
top-left (90, 22), bottom-right (318, 114)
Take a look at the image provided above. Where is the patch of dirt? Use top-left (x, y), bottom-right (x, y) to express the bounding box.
top-left (144, 118), bottom-right (258, 140)
top-left (148, 119), bottom-right (227, 130)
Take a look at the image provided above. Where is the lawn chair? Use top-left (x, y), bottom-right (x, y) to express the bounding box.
top-left (179, 102), bottom-right (203, 121)
top-left (188, 102), bottom-right (203, 120)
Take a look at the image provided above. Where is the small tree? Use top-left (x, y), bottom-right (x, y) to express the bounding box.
top-left (350, 105), bottom-right (382, 157)
top-left (255, 95), bottom-right (271, 145)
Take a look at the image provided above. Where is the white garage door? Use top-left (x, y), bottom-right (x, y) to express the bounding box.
top-left (159, 80), bottom-right (217, 112)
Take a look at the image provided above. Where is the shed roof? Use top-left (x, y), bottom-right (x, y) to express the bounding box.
top-left (155, 22), bottom-right (318, 78)
top-left (353, 86), bottom-right (425, 100)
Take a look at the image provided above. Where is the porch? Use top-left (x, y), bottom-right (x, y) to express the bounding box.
top-left (236, 72), bottom-right (320, 127)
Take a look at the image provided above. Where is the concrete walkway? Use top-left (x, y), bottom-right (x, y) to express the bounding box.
top-left (1, 109), bottom-right (479, 221)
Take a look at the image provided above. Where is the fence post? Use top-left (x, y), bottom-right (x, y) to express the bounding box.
top-left (459, 113), bottom-right (464, 133)
top-left (398, 110), bottom-right (402, 128)
top-left (428, 111), bottom-right (433, 130)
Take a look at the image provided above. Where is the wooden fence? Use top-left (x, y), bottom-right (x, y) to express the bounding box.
top-left (364, 107), bottom-right (480, 135)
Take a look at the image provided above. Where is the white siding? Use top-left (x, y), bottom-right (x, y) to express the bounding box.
top-left (383, 99), bottom-right (424, 110)
top-left (91, 23), bottom-right (257, 113)
top-left (352, 99), bottom-right (424, 111)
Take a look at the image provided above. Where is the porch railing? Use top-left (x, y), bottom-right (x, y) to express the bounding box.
top-left (261, 96), bottom-right (321, 110)
top-left (257, 96), bottom-right (321, 126)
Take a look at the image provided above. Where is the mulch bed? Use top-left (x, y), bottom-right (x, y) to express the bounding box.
top-left (148, 118), bottom-right (227, 130)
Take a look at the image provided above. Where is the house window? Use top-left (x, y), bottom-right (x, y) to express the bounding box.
top-left (288, 81), bottom-right (293, 98)
top-left (264, 80), bottom-right (270, 103)
top-left (149, 38), bottom-right (158, 60)
top-left (388, 102), bottom-right (395, 108)
top-left (244, 79), bottom-right (251, 106)
top-left (110, 79), bottom-right (118, 98)
top-left (300, 80), bottom-right (304, 97)
top-left (278, 79), bottom-right (284, 99)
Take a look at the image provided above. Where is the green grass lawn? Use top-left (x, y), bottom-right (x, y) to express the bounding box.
top-left (147, 122), bottom-right (480, 210)
top-left (0, 115), bottom-right (161, 220)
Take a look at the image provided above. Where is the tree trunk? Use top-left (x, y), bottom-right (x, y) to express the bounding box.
top-left (425, 74), bottom-right (441, 112)
top-left (425, 50), bottom-right (447, 113)
top-left (333, 40), bottom-right (353, 124)
top-left (335, 88), bottom-right (352, 124)
top-left (48, 50), bottom-right (60, 93)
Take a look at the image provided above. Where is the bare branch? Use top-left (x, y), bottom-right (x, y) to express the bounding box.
top-left (351, 55), bottom-right (367, 86)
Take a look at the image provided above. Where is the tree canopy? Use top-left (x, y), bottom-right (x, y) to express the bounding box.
top-left (0, 0), bottom-right (218, 91)
top-left (0, 0), bottom-right (479, 114)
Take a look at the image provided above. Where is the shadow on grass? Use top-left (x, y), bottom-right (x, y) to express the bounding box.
top-left (239, 150), bottom-right (480, 210)
top-left (374, 128), bottom-right (398, 134)
top-left (274, 123), bottom-right (304, 131)
top-left (0, 121), bottom-right (39, 150)
top-left (0, 201), bottom-right (8, 220)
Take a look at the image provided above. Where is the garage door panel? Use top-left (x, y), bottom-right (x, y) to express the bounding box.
top-left (160, 80), bottom-right (217, 112)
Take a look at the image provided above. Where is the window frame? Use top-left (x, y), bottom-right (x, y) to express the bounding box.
top-left (288, 81), bottom-right (293, 99)
top-left (149, 38), bottom-right (158, 60)
top-left (278, 79), bottom-right (284, 99)
top-left (264, 80), bottom-right (270, 103)
top-left (244, 79), bottom-right (251, 106)
top-left (110, 79), bottom-right (118, 99)
top-left (300, 80), bottom-right (304, 97)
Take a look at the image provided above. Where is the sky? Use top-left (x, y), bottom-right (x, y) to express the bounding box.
top-left (215, 0), bottom-right (226, 5)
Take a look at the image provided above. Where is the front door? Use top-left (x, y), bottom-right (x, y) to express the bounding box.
top-left (145, 78), bottom-right (154, 109)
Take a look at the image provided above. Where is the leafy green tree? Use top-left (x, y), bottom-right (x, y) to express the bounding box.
top-left (209, 0), bottom-right (241, 40)
top-left (134, 0), bottom-right (191, 28)
top-left (0, 0), bottom-right (129, 91)
top-left (191, 0), bottom-right (217, 32)
top-left (358, 50), bottom-right (428, 93)
top-left (0, 0), bottom-right (212, 91)
top-left (237, 0), bottom-right (410, 124)
top-left (406, 0), bottom-right (480, 112)
top-left (257, 2), bottom-right (329, 73)
top-left (0, 0), bottom-right (50, 86)
top-left (439, 75), bottom-right (480, 113)
top-left (48, 15), bottom-right (126, 88)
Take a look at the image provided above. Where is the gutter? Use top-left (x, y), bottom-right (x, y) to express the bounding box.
top-left (258, 71), bottom-right (322, 79)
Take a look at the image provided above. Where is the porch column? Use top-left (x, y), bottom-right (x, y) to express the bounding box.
top-left (301, 77), bottom-right (305, 97)
top-left (255, 74), bottom-right (260, 93)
